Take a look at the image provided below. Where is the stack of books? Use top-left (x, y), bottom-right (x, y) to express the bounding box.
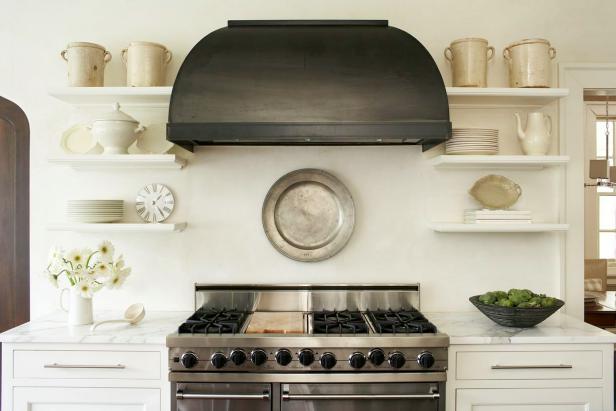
top-left (464, 209), bottom-right (532, 224)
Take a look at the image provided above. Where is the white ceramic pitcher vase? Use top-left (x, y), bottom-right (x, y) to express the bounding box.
top-left (514, 112), bottom-right (552, 155)
top-left (60, 288), bottom-right (93, 325)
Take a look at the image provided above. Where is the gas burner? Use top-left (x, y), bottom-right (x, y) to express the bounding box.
top-left (312, 310), bottom-right (369, 334)
top-left (178, 307), bottom-right (248, 334)
top-left (366, 308), bottom-right (437, 334)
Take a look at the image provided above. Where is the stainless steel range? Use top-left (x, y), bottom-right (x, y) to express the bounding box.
top-left (167, 284), bottom-right (449, 411)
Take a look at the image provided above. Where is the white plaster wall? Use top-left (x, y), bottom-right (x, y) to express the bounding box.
top-left (1, 0), bottom-right (614, 318)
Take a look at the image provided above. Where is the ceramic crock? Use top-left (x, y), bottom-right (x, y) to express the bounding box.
top-left (60, 288), bottom-right (93, 325)
top-left (121, 41), bottom-right (172, 87)
top-left (61, 42), bottom-right (111, 87)
top-left (444, 38), bottom-right (494, 87)
top-left (90, 103), bottom-right (145, 154)
top-left (503, 38), bottom-right (556, 88)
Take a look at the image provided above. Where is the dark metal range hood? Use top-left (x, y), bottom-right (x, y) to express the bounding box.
top-left (167, 20), bottom-right (451, 151)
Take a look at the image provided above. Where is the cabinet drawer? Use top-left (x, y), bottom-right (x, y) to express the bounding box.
top-left (13, 386), bottom-right (160, 411)
top-left (456, 350), bottom-right (602, 380)
top-left (456, 387), bottom-right (602, 411)
top-left (13, 350), bottom-right (160, 380)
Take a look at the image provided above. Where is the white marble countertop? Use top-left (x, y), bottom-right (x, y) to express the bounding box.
top-left (2, 310), bottom-right (615, 346)
top-left (0, 310), bottom-right (192, 345)
top-left (427, 311), bottom-right (616, 345)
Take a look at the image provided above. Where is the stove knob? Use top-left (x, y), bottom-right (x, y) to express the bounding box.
top-left (229, 349), bottom-right (247, 366)
top-left (368, 348), bottom-right (385, 366)
top-left (180, 351), bottom-right (199, 369)
top-left (388, 351), bottom-right (406, 369)
top-left (250, 349), bottom-right (268, 366)
top-left (417, 351), bottom-right (435, 369)
top-left (276, 349), bottom-right (293, 366)
top-left (210, 352), bottom-right (227, 369)
top-left (298, 349), bottom-right (315, 366)
top-left (320, 352), bottom-right (337, 369)
top-left (349, 352), bottom-right (366, 369)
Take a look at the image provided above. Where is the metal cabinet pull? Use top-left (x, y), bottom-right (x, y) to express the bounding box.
top-left (491, 364), bottom-right (573, 370)
top-left (282, 393), bottom-right (440, 401)
top-left (176, 390), bottom-right (270, 400)
top-left (44, 363), bottom-right (126, 369)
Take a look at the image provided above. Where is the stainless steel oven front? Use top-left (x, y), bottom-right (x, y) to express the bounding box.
top-left (172, 375), bottom-right (445, 411)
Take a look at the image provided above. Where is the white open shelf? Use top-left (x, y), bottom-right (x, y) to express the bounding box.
top-left (446, 87), bottom-right (569, 106)
top-left (48, 222), bottom-right (187, 233)
top-left (49, 86), bottom-right (569, 108)
top-left (429, 222), bottom-right (569, 233)
top-left (430, 155), bottom-right (570, 169)
top-left (48, 154), bottom-right (186, 170)
top-left (48, 86), bottom-right (172, 107)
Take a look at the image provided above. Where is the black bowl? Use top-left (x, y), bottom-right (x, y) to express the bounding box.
top-left (469, 295), bottom-right (565, 328)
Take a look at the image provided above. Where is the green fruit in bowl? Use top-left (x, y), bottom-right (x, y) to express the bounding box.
top-left (476, 289), bottom-right (559, 309)
top-left (496, 298), bottom-right (514, 308)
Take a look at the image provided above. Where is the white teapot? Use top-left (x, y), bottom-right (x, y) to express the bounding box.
top-left (514, 112), bottom-right (552, 155)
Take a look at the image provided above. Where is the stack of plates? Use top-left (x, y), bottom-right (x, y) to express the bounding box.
top-left (67, 200), bottom-right (123, 223)
top-left (446, 128), bottom-right (499, 155)
top-left (464, 209), bottom-right (532, 224)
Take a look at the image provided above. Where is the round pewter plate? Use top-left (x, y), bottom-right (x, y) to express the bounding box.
top-left (262, 168), bottom-right (355, 262)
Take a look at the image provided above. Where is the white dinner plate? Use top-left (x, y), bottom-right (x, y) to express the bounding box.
top-left (61, 124), bottom-right (103, 155)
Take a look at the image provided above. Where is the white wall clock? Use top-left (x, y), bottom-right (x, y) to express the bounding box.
top-left (135, 183), bottom-right (175, 223)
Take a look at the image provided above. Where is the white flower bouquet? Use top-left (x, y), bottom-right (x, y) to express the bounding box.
top-left (45, 241), bottom-right (131, 298)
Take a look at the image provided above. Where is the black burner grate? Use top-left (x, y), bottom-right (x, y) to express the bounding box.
top-left (178, 307), bottom-right (248, 334)
top-left (366, 308), bottom-right (437, 334)
top-left (312, 310), bottom-right (369, 334)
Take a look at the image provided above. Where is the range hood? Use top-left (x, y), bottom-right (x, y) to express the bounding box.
top-left (167, 20), bottom-right (451, 151)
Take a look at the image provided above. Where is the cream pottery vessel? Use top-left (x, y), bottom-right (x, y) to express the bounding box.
top-left (60, 288), bottom-right (93, 325)
top-left (445, 38), bottom-right (494, 87)
top-left (515, 112), bottom-right (552, 155)
top-left (503, 38), bottom-right (556, 88)
top-left (61, 42), bottom-right (111, 87)
top-left (122, 41), bottom-right (172, 87)
top-left (91, 103), bottom-right (145, 154)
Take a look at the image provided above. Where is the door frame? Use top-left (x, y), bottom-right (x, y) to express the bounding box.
top-left (560, 63), bottom-right (616, 318)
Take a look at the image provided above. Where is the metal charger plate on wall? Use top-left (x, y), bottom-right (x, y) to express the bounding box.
top-left (262, 169), bottom-right (355, 262)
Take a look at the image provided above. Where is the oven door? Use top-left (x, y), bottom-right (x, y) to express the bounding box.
top-left (175, 382), bottom-right (271, 411)
top-left (281, 382), bottom-right (442, 411)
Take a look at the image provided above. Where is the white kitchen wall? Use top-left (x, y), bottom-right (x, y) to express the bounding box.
top-left (1, 0), bottom-right (614, 318)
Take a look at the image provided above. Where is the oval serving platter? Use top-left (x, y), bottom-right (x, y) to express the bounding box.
top-left (469, 174), bottom-right (522, 209)
top-left (262, 168), bottom-right (355, 262)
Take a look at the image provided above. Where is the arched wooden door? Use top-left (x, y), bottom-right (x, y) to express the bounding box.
top-left (0, 96), bottom-right (29, 331)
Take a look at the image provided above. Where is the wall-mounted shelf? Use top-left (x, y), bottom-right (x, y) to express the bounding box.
top-left (446, 87), bottom-right (569, 107)
top-left (430, 155), bottom-right (570, 169)
top-left (49, 86), bottom-right (569, 109)
top-left (48, 154), bottom-right (186, 170)
top-left (48, 86), bottom-right (172, 107)
top-left (429, 222), bottom-right (569, 233)
top-left (48, 222), bottom-right (187, 233)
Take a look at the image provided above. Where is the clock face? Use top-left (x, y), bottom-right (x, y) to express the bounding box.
top-left (135, 183), bottom-right (175, 223)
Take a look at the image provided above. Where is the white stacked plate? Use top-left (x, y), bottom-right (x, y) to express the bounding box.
top-left (446, 128), bottom-right (499, 155)
top-left (67, 200), bottom-right (123, 223)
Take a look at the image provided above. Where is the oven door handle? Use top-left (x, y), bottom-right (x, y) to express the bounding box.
top-left (176, 390), bottom-right (271, 400)
top-left (282, 393), bottom-right (440, 401)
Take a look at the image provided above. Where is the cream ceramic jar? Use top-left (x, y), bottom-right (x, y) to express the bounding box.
top-left (445, 38), bottom-right (494, 87)
top-left (91, 103), bottom-right (145, 154)
top-left (121, 41), bottom-right (172, 87)
top-left (503, 38), bottom-right (556, 88)
top-left (61, 42), bottom-right (111, 87)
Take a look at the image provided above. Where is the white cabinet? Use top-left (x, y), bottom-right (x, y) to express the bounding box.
top-left (13, 386), bottom-right (160, 411)
top-left (456, 387), bottom-right (602, 411)
top-left (2, 343), bottom-right (168, 411)
top-left (448, 344), bottom-right (614, 411)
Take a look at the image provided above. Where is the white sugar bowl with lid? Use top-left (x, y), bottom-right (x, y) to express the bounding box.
top-left (90, 103), bottom-right (146, 154)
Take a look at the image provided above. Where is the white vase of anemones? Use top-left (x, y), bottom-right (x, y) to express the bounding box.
top-left (45, 241), bottom-right (131, 325)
